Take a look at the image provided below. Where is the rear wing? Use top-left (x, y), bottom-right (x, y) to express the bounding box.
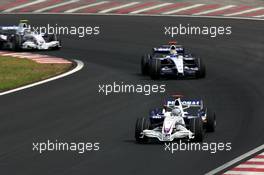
top-left (0, 26), bottom-right (19, 35)
top-left (164, 96), bottom-right (203, 107)
top-left (0, 20), bottom-right (29, 35)
top-left (181, 100), bottom-right (203, 108)
top-left (153, 45), bottom-right (184, 54)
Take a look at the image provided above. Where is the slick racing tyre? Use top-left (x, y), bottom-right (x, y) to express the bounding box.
top-left (149, 59), bottom-right (161, 80)
top-left (141, 55), bottom-right (150, 75)
top-left (45, 34), bottom-right (61, 50)
top-left (190, 117), bottom-right (204, 142)
top-left (196, 58), bottom-right (206, 78)
top-left (0, 41), bottom-right (3, 50)
top-left (46, 34), bottom-right (58, 42)
top-left (206, 108), bottom-right (216, 132)
top-left (135, 117), bottom-right (150, 143)
top-left (12, 34), bottom-right (22, 51)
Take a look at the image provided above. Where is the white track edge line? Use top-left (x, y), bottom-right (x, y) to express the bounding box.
top-left (34, 0), bottom-right (80, 13)
top-left (130, 2), bottom-right (173, 14)
top-left (193, 5), bottom-right (236, 16)
top-left (254, 14), bottom-right (264, 17)
top-left (99, 2), bottom-right (140, 13)
top-left (224, 7), bottom-right (264, 16)
top-left (205, 144), bottom-right (264, 175)
top-left (162, 4), bottom-right (204, 15)
top-left (65, 1), bottom-right (109, 13)
top-left (0, 12), bottom-right (263, 21)
top-left (0, 59), bottom-right (84, 96)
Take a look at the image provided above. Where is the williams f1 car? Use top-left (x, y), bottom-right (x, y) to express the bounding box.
top-left (141, 42), bottom-right (206, 79)
top-left (135, 95), bottom-right (216, 143)
top-left (0, 20), bottom-right (61, 51)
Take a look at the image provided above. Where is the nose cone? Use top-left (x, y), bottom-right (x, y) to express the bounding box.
top-left (164, 123), bottom-right (172, 133)
top-left (164, 127), bottom-right (170, 133)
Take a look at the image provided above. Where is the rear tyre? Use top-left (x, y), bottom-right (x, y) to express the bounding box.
top-left (149, 59), bottom-right (161, 80)
top-left (190, 117), bottom-right (204, 142)
top-left (206, 108), bottom-right (216, 132)
top-left (135, 117), bottom-right (150, 143)
top-left (0, 41), bottom-right (3, 50)
top-left (141, 55), bottom-right (150, 75)
top-left (196, 58), bottom-right (206, 78)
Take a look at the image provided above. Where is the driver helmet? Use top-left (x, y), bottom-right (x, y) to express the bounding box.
top-left (171, 107), bottom-right (181, 116)
top-left (170, 45), bottom-right (177, 55)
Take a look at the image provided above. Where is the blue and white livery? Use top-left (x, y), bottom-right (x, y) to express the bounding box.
top-left (141, 41), bottom-right (206, 79)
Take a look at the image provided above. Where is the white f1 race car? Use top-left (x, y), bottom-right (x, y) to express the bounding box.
top-left (0, 20), bottom-right (61, 51)
top-left (141, 41), bottom-right (206, 79)
top-left (135, 95), bottom-right (216, 143)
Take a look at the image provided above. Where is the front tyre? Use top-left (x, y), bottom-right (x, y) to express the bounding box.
top-left (149, 59), bottom-right (161, 80)
top-left (190, 117), bottom-right (204, 142)
top-left (52, 34), bottom-right (61, 50)
top-left (141, 55), bottom-right (150, 75)
top-left (206, 108), bottom-right (216, 132)
top-left (196, 58), bottom-right (206, 78)
top-left (135, 117), bottom-right (150, 143)
top-left (45, 34), bottom-right (61, 50)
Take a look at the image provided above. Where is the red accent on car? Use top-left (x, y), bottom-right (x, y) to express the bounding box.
top-left (168, 41), bottom-right (177, 45)
top-left (171, 94), bottom-right (184, 98)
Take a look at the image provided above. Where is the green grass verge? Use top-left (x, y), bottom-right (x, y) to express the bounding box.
top-left (0, 56), bottom-right (72, 92)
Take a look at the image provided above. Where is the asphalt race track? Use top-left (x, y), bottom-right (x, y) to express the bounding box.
top-left (0, 15), bottom-right (263, 175)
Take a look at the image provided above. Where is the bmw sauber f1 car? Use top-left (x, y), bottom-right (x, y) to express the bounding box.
top-left (141, 41), bottom-right (206, 80)
top-left (135, 95), bottom-right (216, 143)
top-left (0, 20), bottom-right (61, 51)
